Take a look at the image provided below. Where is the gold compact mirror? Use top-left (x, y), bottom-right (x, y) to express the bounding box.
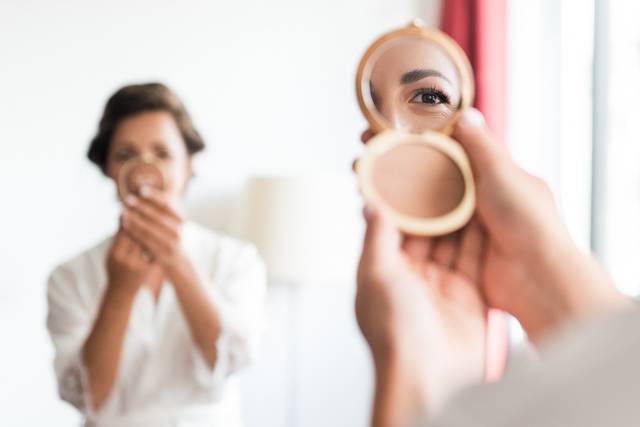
top-left (355, 20), bottom-right (476, 236)
top-left (117, 154), bottom-right (167, 201)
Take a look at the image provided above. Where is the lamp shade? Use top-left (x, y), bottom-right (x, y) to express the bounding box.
top-left (237, 174), bottom-right (362, 285)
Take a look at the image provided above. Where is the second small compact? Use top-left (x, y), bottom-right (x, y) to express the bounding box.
top-left (117, 153), bottom-right (167, 201)
top-left (355, 20), bottom-right (476, 236)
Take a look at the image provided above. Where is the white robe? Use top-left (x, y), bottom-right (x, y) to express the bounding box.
top-left (426, 307), bottom-right (640, 427)
top-left (46, 222), bottom-right (267, 427)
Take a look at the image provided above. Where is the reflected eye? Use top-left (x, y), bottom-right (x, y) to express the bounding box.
top-left (409, 88), bottom-right (451, 106)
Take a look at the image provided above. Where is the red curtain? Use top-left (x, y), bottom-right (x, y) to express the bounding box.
top-left (440, 0), bottom-right (509, 381)
top-left (441, 0), bottom-right (507, 147)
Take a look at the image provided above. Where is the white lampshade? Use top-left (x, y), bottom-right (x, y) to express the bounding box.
top-left (236, 174), bottom-right (362, 285)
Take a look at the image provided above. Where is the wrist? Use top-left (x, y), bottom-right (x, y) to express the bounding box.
top-left (164, 251), bottom-right (194, 284)
top-left (104, 280), bottom-right (139, 304)
top-left (550, 248), bottom-right (631, 323)
top-left (373, 343), bottom-right (433, 427)
top-left (519, 237), bottom-right (630, 342)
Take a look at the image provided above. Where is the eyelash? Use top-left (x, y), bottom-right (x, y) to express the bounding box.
top-left (409, 87), bottom-right (451, 106)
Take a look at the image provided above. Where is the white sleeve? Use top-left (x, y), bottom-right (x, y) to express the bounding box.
top-left (46, 266), bottom-right (94, 412)
top-left (191, 243), bottom-right (267, 396)
top-left (422, 309), bottom-right (640, 427)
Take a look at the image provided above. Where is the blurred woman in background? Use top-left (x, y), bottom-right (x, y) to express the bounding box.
top-left (46, 83), bottom-right (266, 427)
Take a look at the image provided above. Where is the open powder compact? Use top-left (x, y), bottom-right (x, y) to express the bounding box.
top-left (117, 153), bottom-right (167, 201)
top-left (355, 20), bottom-right (476, 236)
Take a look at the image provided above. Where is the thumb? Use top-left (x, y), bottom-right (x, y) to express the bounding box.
top-left (453, 108), bottom-right (510, 177)
top-left (360, 203), bottom-right (400, 266)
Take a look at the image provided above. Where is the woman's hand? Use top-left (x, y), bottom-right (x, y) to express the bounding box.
top-left (359, 108), bottom-right (629, 343)
top-left (107, 229), bottom-right (152, 291)
top-left (355, 108), bottom-right (630, 427)
top-left (357, 205), bottom-right (487, 426)
top-left (121, 186), bottom-right (189, 274)
top-left (451, 109), bottom-right (629, 342)
top-left (122, 186), bottom-right (224, 369)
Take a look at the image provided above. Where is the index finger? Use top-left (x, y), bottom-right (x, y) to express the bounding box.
top-left (361, 129), bottom-right (374, 144)
top-left (454, 218), bottom-right (485, 283)
top-left (452, 108), bottom-right (508, 177)
top-left (401, 234), bottom-right (433, 263)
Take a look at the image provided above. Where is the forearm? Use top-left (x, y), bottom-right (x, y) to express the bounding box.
top-left (167, 256), bottom-right (223, 368)
top-left (520, 239), bottom-right (631, 343)
top-left (82, 284), bottom-right (137, 410)
top-left (546, 244), bottom-right (631, 323)
top-left (370, 344), bottom-right (434, 427)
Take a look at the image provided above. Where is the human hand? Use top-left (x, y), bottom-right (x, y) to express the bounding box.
top-left (452, 109), bottom-right (629, 341)
top-left (356, 203), bottom-right (487, 420)
top-left (121, 186), bottom-right (189, 275)
top-left (359, 109), bottom-right (629, 342)
top-left (106, 228), bottom-right (153, 292)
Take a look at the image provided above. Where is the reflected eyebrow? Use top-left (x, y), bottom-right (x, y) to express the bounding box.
top-left (401, 69), bottom-right (452, 85)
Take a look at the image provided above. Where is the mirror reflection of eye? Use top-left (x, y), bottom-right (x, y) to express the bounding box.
top-left (409, 88), bottom-right (451, 106)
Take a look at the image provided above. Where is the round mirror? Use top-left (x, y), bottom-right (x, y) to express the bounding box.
top-left (366, 37), bottom-right (461, 133)
top-left (117, 158), bottom-right (165, 200)
top-left (356, 22), bottom-right (474, 134)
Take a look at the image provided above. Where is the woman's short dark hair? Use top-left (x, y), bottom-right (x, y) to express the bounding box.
top-left (87, 82), bottom-right (205, 172)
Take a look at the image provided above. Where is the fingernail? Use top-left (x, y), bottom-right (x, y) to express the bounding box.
top-left (363, 203), bottom-right (378, 221)
top-left (140, 186), bottom-right (151, 198)
top-left (125, 195), bottom-right (137, 206)
top-left (459, 108), bottom-right (485, 129)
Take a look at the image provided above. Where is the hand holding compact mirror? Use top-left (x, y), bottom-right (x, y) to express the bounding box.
top-left (355, 20), bottom-right (476, 236)
top-left (117, 153), bottom-right (167, 201)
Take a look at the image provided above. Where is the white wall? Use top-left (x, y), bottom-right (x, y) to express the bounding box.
top-left (0, 1), bottom-right (439, 426)
top-left (507, 0), bottom-right (594, 250)
top-left (599, 0), bottom-right (640, 296)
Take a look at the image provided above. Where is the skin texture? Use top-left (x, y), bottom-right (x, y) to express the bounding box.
top-left (356, 108), bottom-right (631, 427)
top-left (82, 111), bottom-right (222, 411)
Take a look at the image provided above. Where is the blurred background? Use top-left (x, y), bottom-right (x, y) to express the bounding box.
top-left (1, 0), bottom-right (639, 426)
